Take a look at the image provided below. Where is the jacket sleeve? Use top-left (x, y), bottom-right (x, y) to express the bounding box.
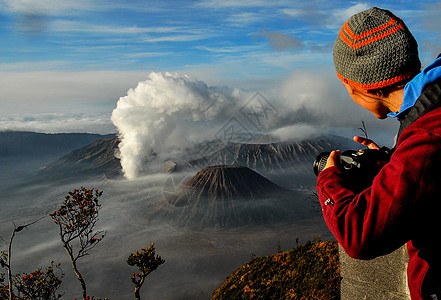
top-left (317, 126), bottom-right (441, 260)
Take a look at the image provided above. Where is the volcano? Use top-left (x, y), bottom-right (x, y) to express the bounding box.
top-left (177, 165), bottom-right (284, 203)
top-left (153, 165), bottom-right (315, 228)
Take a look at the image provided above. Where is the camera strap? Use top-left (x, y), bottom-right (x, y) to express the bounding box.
top-left (397, 78), bottom-right (441, 142)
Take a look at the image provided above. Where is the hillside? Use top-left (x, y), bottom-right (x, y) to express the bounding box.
top-left (37, 137), bottom-right (121, 181)
top-left (153, 165), bottom-right (314, 227)
top-left (212, 240), bottom-right (340, 300)
top-left (0, 131), bottom-right (116, 186)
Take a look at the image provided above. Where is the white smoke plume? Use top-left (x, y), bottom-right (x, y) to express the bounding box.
top-left (111, 72), bottom-right (245, 179)
top-left (112, 70), bottom-right (397, 179)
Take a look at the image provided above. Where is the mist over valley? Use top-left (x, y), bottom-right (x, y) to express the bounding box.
top-left (0, 130), bottom-right (354, 299)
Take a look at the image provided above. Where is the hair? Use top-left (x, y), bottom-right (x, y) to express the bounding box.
top-left (367, 75), bottom-right (416, 97)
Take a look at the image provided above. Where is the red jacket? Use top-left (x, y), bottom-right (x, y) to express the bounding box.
top-left (317, 80), bottom-right (441, 299)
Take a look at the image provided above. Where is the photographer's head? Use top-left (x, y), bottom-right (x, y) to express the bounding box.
top-left (333, 7), bottom-right (421, 118)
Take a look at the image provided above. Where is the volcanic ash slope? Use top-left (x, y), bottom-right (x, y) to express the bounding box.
top-left (152, 165), bottom-right (316, 228)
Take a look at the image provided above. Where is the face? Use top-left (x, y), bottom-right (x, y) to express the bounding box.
top-left (343, 83), bottom-right (391, 119)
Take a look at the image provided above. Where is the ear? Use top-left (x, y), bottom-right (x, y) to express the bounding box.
top-left (343, 82), bottom-right (371, 95)
top-left (343, 82), bottom-right (356, 96)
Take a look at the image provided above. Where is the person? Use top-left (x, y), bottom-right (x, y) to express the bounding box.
top-left (317, 7), bottom-right (441, 300)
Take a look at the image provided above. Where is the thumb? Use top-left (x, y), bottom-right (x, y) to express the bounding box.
top-left (324, 150), bottom-right (341, 170)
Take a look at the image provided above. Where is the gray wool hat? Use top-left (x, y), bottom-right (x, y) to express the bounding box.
top-left (333, 7), bottom-right (421, 90)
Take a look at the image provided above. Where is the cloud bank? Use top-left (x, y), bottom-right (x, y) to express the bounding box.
top-left (111, 70), bottom-right (397, 179)
top-left (0, 113), bottom-right (115, 134)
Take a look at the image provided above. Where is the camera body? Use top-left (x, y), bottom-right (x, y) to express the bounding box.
top-left (313, 148), bottom-right (390, 189)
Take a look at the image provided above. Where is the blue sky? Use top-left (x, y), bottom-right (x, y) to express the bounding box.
top-left (1, 0), bottom-right (440, 135)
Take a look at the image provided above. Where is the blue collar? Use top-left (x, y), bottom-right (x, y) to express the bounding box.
top-left (388, 55), bottom-right (441, 119)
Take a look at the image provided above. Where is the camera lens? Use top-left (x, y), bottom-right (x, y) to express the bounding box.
top-left (313, 151), bottom-right (331, 176)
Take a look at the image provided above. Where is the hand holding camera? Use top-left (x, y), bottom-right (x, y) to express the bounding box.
top-left (313, 136), bottom-right (390, 190)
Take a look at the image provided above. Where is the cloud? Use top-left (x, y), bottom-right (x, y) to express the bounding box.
top-left (274, 71), bottom-right (368, 127)
top-left (280, 7), bottom-right (323, 24)
top-left (48, 20), bottom-right (215, 44)
top-left (1, 0), bottom-right (95, 36)
top-left (51, 20), bottom-right (180, 35)
top-left (281, 3), bottom-right (370, 29)
top-left (280, 8), bottom-right (304, 17)
top-left (421, 2), bottom-right (441, 31)
top-left (269, 70), bottom-right (399, 145)
top-left (0, 70), bottom-right (148, 133)
top-left (0, 70), bottom-right (147, 110)
top-left (246, 51), bottom-right (332, 70)
top-left (225, 12), bottom-right (265, 26)
top-left (0, 113), bottom-right (115, 134)
top-left (421, 3), bottom-right (441, 45)
top-left (143, 34), bottom-right (211, 43)
top-left (198, 0), bottom-right (273, 8)
top-left (0, 0), bottom-right (95, 15)
top-left (124, 52), bottom-right (177, 58)
top-left (330, 3), bottom-right (370, 28)
top-left (270, 123), bottom-right (320, 141)
top-left (195, 45), bottom-right (264, 54)
top-left (259, 29), bottom-right (303, 51)
top-left (110, 69), bottom-right (399, 180)
top-left (0, 61), bottom-right (70, 72)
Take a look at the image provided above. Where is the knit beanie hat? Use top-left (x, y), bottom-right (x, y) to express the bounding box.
top-left (333, 7), bottom-right (421, 90)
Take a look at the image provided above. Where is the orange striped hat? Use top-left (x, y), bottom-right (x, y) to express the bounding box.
top-left (333, 7), bottom-right (421, 90)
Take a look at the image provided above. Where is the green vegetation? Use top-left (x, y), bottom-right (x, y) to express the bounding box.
top-left (0, 218), bottom-right (63, 300)
top-left (127, 243), bottom-right (165, 300)
top-left (212, 240), bottom-right (340, 300)
top-left (1, 187), bottom-right (164, 300)
top-left (13, 263), bottom-right (63, 300)
top-left (50, 187), bottom-right (106, 300)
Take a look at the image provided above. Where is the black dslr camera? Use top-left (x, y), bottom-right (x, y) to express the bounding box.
top-left (313, 148), bottom-right (390, 189)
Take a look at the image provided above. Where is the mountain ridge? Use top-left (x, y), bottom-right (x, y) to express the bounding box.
top-left (0, 131), bottom-right (115, 158)
top-left (0, 131), bottom-right (116, 186)
top-left (32, 135), bottom-right (358, 187)
top-left (37, 137), bottom-right (122, 181)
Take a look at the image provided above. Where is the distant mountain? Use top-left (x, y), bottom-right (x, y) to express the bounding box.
top-left (0, 131), bottom-right (115, 159)
top-left (212, 240), bottom-right (340, 300)
top-left (174, 135), bottom-right (359, 188)
top-left (29, 135), bottom-right (358, 187)
top-left (152, 165), bottom-right (315, 228)
top-left (0, 131), bottom-right (116, 186)
top-left (37, 137), bottom-right (121, 182)
top-left (188, 135), bottom-right (358, 168)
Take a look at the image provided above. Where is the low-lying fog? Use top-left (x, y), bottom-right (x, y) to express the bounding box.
top-left (0, 170), bottom-right (332, 299)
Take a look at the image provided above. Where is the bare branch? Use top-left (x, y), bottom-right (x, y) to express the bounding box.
top-left (358, 121), bottom-right (369, 139)
top-left (1, 216), bottom-right (46, 300)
